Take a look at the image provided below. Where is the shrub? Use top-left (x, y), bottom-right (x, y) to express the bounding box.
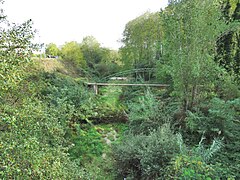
top-left (185, 97), bottom-right (240, 178)
top-left (39, 72), bottom-right (89, 108)
top-left (186, 98), bottom-right (240, 137)
top-left (165, 134), bottom-right (224, 179)
top-left (127, 90), bottom-right (173, 135)
top-left (0, 98), bottom-right (83, 179)
top-left (165, 155), bottom-right (220, 180)
top-left (113, 124), bottom-right (179, 179)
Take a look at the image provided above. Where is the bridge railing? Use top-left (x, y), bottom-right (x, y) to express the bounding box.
top-left (100, 68), bottom-right (157, 83)
top-left (85, 82), bottom-right (169, 95)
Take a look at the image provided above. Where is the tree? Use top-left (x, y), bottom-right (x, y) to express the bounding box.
top-left (80, 36), bottom-right (121, 77)
top-left (80, 36), bottom-right (102, 68)
top-left (94, 48), bottom-right (122, 77)
top-left (0, 7), bottom-right (37, 93)
top-left (160, 0), bottom-right (229, 111)
top-left (45, 43), bottom-right (60, 57)
top-left (120, 12), bottom-right (162, 71)
top-left (61, 41), bottom-right (86, 67)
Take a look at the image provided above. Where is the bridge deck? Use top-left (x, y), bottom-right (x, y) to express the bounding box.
top-left (86, 82), bottom-right (169, 87)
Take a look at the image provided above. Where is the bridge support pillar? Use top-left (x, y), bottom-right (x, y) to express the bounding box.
top-left (93, 84), bottom-right (98, 95)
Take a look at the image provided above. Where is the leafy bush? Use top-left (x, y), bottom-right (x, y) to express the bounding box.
top-left (0, 98), bottom-right (83, 179)
top-left (166, 155), bottom-right (220, 180)
top-left (216, 72), bottom-right (240, 100)
top-left (185, 98), bottom-right (240, 178)
top-left (185, 98), bottom-right (239, 141)
top-left (113, 124), bottom-right (179, 179)
top-left (0, 18), bottom-right (37, 94)
top-left (39, 72), bottom-right (89, 107)
top-left (127, 90), bottom-right (172, 135)
top-left (165, 134), bottom-right (224, 179)
top-left (68, 125), bottom-right (104, 164)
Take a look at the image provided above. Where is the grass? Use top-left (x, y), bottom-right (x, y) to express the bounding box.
top-left (81, 123), bottom-right (128, 179)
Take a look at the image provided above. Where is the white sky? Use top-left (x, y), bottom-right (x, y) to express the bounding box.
top-left (3, 0), bottom-right (168, 50)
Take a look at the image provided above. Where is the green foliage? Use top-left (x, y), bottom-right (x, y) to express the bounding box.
top-left (186, 98), bottom-right (240, 137)
top-left (68, 125), bottom-right (104, 164)
top-left (165, 134), bottom-right (224, 179)
top-left (185, 97), bottom-right (240, 178)
top-left (0, 18), bottom-right (37, 93)
top-left (94, 61), bottom-right (121, 78)
top-left (99, 86), bottom-right (123, 111)
top-left (0, 97), bottom-right (83, 179)
top-left (127, 90), bottom-right (172, 134)
top-left (1, 0), bottom-right (240, 179)
top-left (39, 72), bottom-right (127, 125)
top-left (113, 1), bottom-right (240, 179)
top-left (113, 124), bottom-right (179, 179)
top-left (61, 41), bottom-right (86, 67)
top-left (40, 72), bottom-right (100, 122)
top-left (78, 86), bottom-right (127, 124)
top-left (80, 36), bottom-right (122, 78)
top-left (81, 154), bottom-right (116, 180)
top-left (120, 12), bottom-right (162, 71)
top-left (81, 36), bottom-right (102, 68)
top-left (45, 43), bottom-right (60, 57)
top-left (0, 6), bottom-right (85, 177)
top-left (78, 123), bottom-right (128, 180)
top-left (166, 155), bottom-right (220, 180)
top-left (177, 134), bottom-right (223, 163)
top-left (216, 70), bottom-right (240, 100)
top-left (216, 0), bottom-right (240, 79)
top-left (161, 0), bottom-right (229, 110)
top-left (39, 72), bottom-right (89, 107)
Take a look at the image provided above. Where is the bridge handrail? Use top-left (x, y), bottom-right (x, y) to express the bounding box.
top-left (101, 68), bottom-right (156, 81)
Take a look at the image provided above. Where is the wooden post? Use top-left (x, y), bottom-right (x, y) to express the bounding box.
top-left (93, 84), bottom-right (98, 95)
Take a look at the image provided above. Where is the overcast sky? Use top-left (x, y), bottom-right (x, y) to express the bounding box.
top-left (3, 0), bottom-right (168, 50)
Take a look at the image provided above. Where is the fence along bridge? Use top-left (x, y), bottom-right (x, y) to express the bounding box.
top-left (85, 68), bottom-right (169, 94)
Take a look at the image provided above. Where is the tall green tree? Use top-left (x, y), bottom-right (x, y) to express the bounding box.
top-left (61, 41), bottom-right (86, 67)
top-left (160, 0), bottom-right (229, 111)
top-left (80, 36), bottom-right (102, 68)
top-left (120, 12), bottom-right (162, 70)
top-left (45, 43), bottom-right (60, 57)
top-left (80, 36), bottom-right (121, 77)
top-left (94, 48), bottom-right (122, 77)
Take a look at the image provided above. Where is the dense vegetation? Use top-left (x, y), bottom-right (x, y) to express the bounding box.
top-left (1, 0), bottom-right (240, 179)
top-left (45, 36), bottom-right (122, 79)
